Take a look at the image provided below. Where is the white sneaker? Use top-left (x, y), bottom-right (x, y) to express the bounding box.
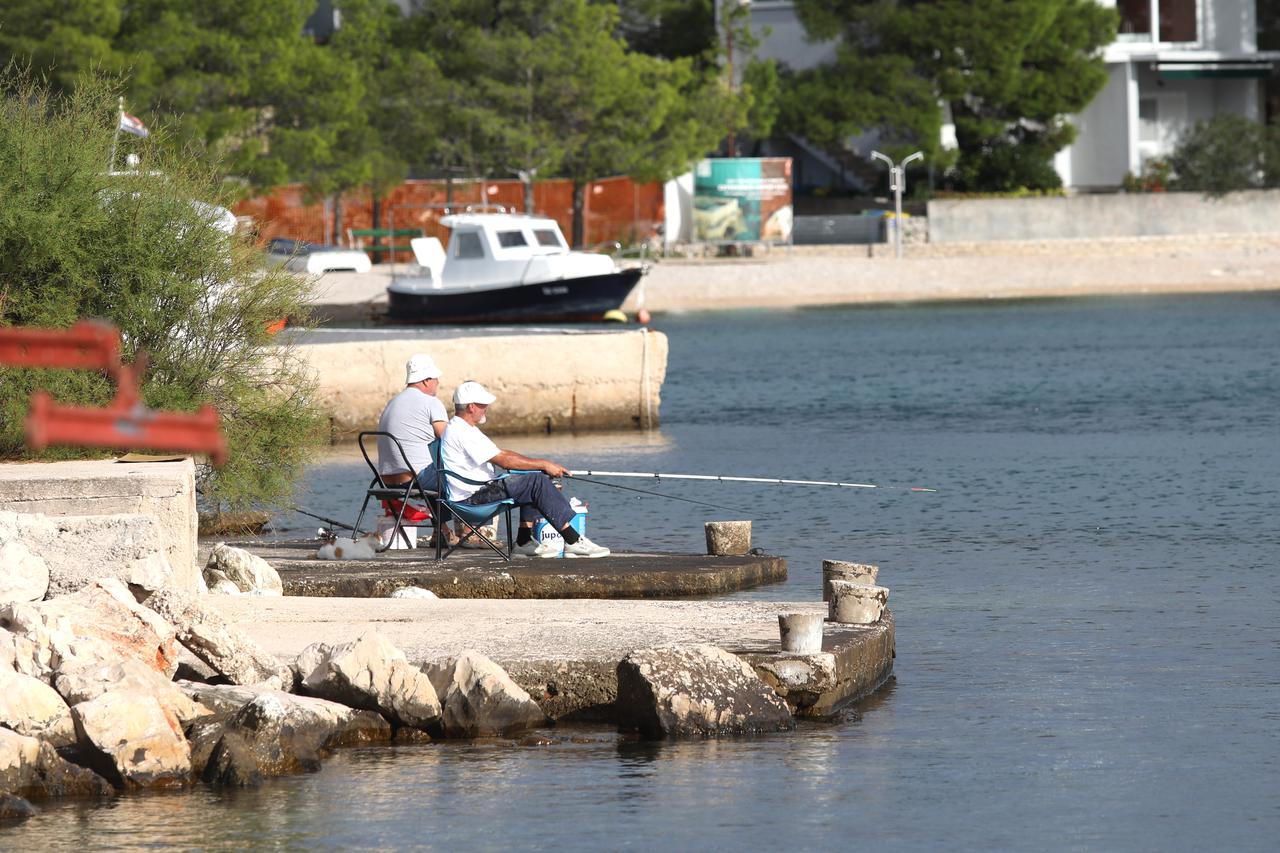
top-left (563, 536), bottom-right (610, 558)
top-left (512, 539), bottom-right (561, 558)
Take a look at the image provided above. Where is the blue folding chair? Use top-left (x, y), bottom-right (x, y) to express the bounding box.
top-left (432, 440), bottom-right (522, 561)
top-left (352, 431), bottom-right (443, 554)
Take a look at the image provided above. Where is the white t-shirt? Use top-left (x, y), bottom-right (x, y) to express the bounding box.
top-left (376, 387), bottom-right (448, 476)
top-left (439, 416), bottom-right (501, 500)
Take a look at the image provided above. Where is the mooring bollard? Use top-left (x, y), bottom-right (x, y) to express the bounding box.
top-left (827, 580), bottom-right (889, 624)
top-left (778, 613), bottom-right (824, 653)
top-left (821, 560), bottom-right (879, 601)
top-left (704, 520), bottom-right (751, 555)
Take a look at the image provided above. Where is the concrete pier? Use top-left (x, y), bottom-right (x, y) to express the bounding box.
top-left (206, 596), bottom-right (895, 720)
top-left (0, 459), bottom-right (199, 590)
top-left (211, 541), bottom-right (787, 598)
top-left (293, 327), bottom-right (667, 436)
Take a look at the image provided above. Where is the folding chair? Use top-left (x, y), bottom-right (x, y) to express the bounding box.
top-left (432, 440), bottom-right (520, 561)
top-left (352, 431), bottom-right (443, 555)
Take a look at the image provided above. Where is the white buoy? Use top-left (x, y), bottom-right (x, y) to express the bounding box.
top-left (705, 520), bottom-right (751, 555)
top-left (827, 580), bottom-right (889, 624)
top-left (778, 613), bottom-right (824, 653)
top-left (822, 560), bottom-right (879, 601)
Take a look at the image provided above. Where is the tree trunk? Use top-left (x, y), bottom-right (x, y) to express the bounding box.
top-left (332, 193), bottom-right (344, 246)
top-left (523, 177), bottom-right (535, 215)
top-left (571, 180), bottom-right (585, 248)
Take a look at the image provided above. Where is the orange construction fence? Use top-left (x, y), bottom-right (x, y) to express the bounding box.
top-left (233, 176), bottom-right (664, 259)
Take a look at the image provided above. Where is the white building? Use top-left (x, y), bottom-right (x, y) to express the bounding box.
top-left (1061, 0), bottom-right (1278, 189)
top-left (744, 0), bottom-right (1278, 191)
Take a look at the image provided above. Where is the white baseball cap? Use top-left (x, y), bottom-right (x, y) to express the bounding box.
top-left (453, 380), bottom-right (496, 406)
top-left (405, 354), bottom-right (442, 384)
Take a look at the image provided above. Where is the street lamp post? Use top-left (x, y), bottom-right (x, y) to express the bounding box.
top-left (870, 150), bottom-right (924, 258)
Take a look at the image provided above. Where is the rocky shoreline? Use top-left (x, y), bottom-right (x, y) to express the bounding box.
top-left (1, 542), bottom-right (895, 820)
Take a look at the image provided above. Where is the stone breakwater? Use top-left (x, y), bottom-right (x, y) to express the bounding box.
top-left (0, 571), bottom-right (896, 819)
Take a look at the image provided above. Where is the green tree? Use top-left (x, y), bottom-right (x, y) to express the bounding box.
top-left (0, 0), bottom-right (132, 92)
top-left (419, 0), bottom-right (731, 244)
top-left (787, 0), bottom-right (1116, 191)
top-left (0, 71), bottom-right (325, 511)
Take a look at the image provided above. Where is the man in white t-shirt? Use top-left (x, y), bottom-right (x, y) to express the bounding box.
top-left (440, 380), bottom-right (610, 558)
top-left (375, 354), bottom-right (450, 540)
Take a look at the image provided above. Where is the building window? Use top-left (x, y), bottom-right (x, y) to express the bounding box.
top-left (1117, 0), bottom-right (1150, 39)
top-left (1159, 0), bottom-right (1197, 43)
top-left (1117, 0), bottom-right (1198, 44)
top-left (454, 232), bottom-right (485, 259)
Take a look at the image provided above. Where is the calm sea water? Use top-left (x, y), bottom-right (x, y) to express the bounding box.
top-left (10, 294), bottom-right (1279, 850)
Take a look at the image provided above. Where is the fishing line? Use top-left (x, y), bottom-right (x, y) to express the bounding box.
top-left (195, 483), bottom-right (357, 533)
top-left (569, 470), bottom-right (937, 492)
top-left (567, 474), bottom-right (752, 514)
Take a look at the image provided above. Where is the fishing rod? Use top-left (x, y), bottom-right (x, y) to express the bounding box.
top-left (569, 470), bottom-right (937, 493)
top-left (566, 474), bottom-right (752, 514)
top-left (291, 505), bottom-right (358, 532)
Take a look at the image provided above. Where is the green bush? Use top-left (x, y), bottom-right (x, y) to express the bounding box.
top-left (1167, 114), bottom-right (1279, 196)
top-left (0, 70), bottom-right (325, 512)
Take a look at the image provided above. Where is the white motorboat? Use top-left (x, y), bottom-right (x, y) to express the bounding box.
top-left (385, 212), bottom-right (645, 324)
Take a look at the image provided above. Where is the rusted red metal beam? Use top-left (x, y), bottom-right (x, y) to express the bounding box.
top-left (0, 321), bottom-right (228, 466)
top-left (0, 320), bottom-right (123, 374)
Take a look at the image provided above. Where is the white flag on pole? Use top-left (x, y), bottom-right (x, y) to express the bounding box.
top-left (118, 112), bottom-right (149, 137)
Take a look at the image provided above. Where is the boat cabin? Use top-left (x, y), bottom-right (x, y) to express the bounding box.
top-left (406, 213), bottom-right (615, 292)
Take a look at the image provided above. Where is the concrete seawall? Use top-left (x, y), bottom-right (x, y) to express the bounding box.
top-left (295, 327), bottom-right (667, 436)
top-left (927, 190), bottom-right (1280, 242)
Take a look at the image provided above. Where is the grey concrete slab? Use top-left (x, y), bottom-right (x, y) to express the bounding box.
top-left (212, 540), bottom-right (787, 598)
top-left (205, 596), bottom-right (894, 720)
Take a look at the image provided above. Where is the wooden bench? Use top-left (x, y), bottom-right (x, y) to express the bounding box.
top-left (346, 227), bottom-right (423, 255)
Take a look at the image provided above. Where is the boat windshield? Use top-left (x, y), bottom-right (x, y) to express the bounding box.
top-left (534, 229), bottom-right (563, 248)
top-left (454, 232), bottom-right (485, 259)
top-left (497, 230), bottom-right (528, 248)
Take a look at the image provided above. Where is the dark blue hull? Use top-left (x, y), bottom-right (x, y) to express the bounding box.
top-left (386, 269), bottom-right (645, 325)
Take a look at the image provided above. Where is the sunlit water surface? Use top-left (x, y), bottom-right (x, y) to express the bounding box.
top-left (9, 294), bottom-right (1279, 850)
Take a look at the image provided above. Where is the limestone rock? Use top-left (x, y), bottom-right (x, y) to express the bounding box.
top-left (290, 642), bottom-right (329, 691)
top-left (137, 587), bottom-right (287, 687)
top-left (0, 668), bottom-right (76, 747)
top-left (177, 682), bottom-right (392, 748)
top-left (616, 645), bottom-right (795, 739)
top-left (206, 544), bottom-right (282, 595)
top-left (300, 631), bottom-right (440, 730)
top-left (0, 794), bottom-right (36, 820)
top-left (0, 539), bottom-right (49, 604)
top-left (0, 578), bottom-right (180, 682)
top-left (202, 692), bottom-right (390, 787)
top-left (427, 649), bottom-right (547, 738)
top-left (70, 691), bottom-right (192, 789)
top-left (173, 645), bottom-right (222, 683)
top-left (202, 567), bottom-right (241, 595)
top-left (0, 728), bottom-right (114, 800)
top-left (184, 713), bottom-right (232, 779)
top-left (55, 658), bottom-right (208, 726)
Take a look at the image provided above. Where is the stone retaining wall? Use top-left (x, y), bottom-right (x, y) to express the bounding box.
top-left (0, 459), bottom-right (199, 592)
top-left (297, 329), bottom-right (667, 437)
top-left (927, 190), bottom-right (1280, 243)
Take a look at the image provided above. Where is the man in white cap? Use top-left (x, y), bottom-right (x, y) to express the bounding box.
top-left (375, 354), bottom-right (451, 542)
top-left (440, 380), bottom-right (610, 558)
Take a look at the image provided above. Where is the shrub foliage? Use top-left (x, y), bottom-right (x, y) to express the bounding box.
top-left (0, 70), bottom-right (325, 511)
